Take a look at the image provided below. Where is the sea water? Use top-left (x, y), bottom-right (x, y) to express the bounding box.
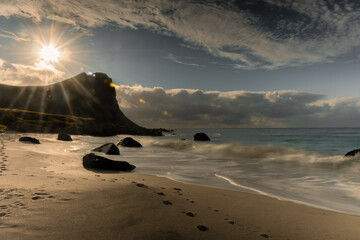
top-left (4, 128), bottom-right (360, 215)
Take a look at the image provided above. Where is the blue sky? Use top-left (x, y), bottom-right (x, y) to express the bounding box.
top-left (1, 0), bottom-right (360, 128)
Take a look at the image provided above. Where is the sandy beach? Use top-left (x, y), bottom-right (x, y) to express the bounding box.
top-left (1, 135), bottom-right (360, 240)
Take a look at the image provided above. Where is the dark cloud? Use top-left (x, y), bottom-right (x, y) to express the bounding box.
top-left (115, 85), bottom-right (360, 128)
top-left (0, 0), bottom-right (359, 69)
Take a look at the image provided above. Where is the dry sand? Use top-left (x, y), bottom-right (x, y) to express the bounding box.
top-left (1, 137), bottom-right (360, 240)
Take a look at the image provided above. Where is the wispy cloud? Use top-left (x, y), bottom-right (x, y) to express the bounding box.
top-left (0, 28), bottom-right (30, 41)
top-left (0, 1), bottom-right (359, 69)
top-left (165, 53), bottom-right (206, 68)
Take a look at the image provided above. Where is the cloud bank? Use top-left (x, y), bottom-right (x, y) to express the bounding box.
top-left (0, 59), bottom-right (65, 85)
top-left (116, 85), bottom-right (360, 128)
top-left (0, 0), bottom-right (359, 69)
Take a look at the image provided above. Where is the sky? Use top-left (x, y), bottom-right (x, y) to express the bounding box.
top-left (1, 0), bottom-right (360, 128)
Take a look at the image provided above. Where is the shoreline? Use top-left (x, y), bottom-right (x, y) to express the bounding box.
top-left (2, 136), bottom-right (360, 239)
top-left (3, 172), bottom-right (360, 240)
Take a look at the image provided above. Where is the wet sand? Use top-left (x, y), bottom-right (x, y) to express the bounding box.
top-left (1, 137), bottom-right (360, 240)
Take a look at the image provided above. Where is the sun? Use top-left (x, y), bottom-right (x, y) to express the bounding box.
top-left (40, 45), bottom-right (61, 62)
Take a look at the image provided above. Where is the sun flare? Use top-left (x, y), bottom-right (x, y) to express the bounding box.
top-left (40, 45), bottom-right (60, 62)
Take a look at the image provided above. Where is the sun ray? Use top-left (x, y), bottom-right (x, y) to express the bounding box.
top-left (59, 81), bottom-right (75, 116)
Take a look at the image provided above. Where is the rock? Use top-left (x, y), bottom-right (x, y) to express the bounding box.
top-left (0, 72), bottom-right (165, 136)
top-left (92, 143), bottom-right (120, 155)
top-left (57, 132), bottom-right (72, 141)
top-left (194, 133), bottom-right (210, 141)
top-left (82, 153), bottom-right (135, 171)
top-left (345, 149), bottom-right (360, 157)
top-left (118, 137), bottom-right (142, 148)
top-left (19, 137), bottom-right (40, 144)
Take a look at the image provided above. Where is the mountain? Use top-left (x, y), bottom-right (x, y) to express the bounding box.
top-left (0, 72), bottom-right (163, 136)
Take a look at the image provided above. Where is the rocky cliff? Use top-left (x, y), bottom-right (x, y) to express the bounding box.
top-left (0, 72), bottom-right (163, 136)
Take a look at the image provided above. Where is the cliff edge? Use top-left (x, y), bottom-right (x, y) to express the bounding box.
top-left (0, 72), bottom-right (163, 136)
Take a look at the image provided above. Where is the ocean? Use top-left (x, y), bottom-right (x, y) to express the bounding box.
top-left (4, 128), bottom-right (360, 215)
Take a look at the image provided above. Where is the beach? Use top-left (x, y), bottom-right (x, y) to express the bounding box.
top-left (1, 133), bottom-right (360, 239)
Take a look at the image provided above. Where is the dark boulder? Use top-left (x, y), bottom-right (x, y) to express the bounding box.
top-left (118, 137), bottom-right (142, 148)
top-left (345, 148), bottom-right (360, 157)
top-left (58, 132), bottom-right (72, 141)
top-left (194, 133), bottom-right (210, 141)
top-left (19, 137), bottom-right (40, 144)
top-left (92, 143), bottom-right (120, 155)
top-left (82, 153), bottom-right (135, 171)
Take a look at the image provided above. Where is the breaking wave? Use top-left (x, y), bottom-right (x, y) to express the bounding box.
top-left (145, 138), bottom-right (359, 169)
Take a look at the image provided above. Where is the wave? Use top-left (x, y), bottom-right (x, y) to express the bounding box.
top-left (145, 138), bottom-right (360, 169)
top-left (214, 174), bottom-right (270, 195)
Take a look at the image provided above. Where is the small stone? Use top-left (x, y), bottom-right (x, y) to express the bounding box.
top-left (261, 234), bottom-right (270, 238)
top-left (156, 192), bottom-right (165, 196)
top-left (32, 196), bottom-right (41, 200)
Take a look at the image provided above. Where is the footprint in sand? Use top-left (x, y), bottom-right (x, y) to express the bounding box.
top-left (59, 198), bottom-right (74, 201)
top-left (0, 135), bottom-right (7, 172)
top-left (34, 192), bottom-right (50, 196)
top-left (197, 225), bottom-right (209, 232)
top-left (0, 188), bottom-right (29, 216)
top-left (183, 211), bottom-right (195, 217)
top-left (224, 218), bottom-right (235, 224)
top-left (208, 207), bottom-right (219, 212)
top-left (173, 188), bottom-right (184, 196)
top-left (163, 200), bottom-right (172, 205)
top-left (133, 182), bottom-right (149, 189)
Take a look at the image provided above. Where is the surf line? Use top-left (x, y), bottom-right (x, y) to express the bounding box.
top-left (215, 173), bottom-right (271, 196)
